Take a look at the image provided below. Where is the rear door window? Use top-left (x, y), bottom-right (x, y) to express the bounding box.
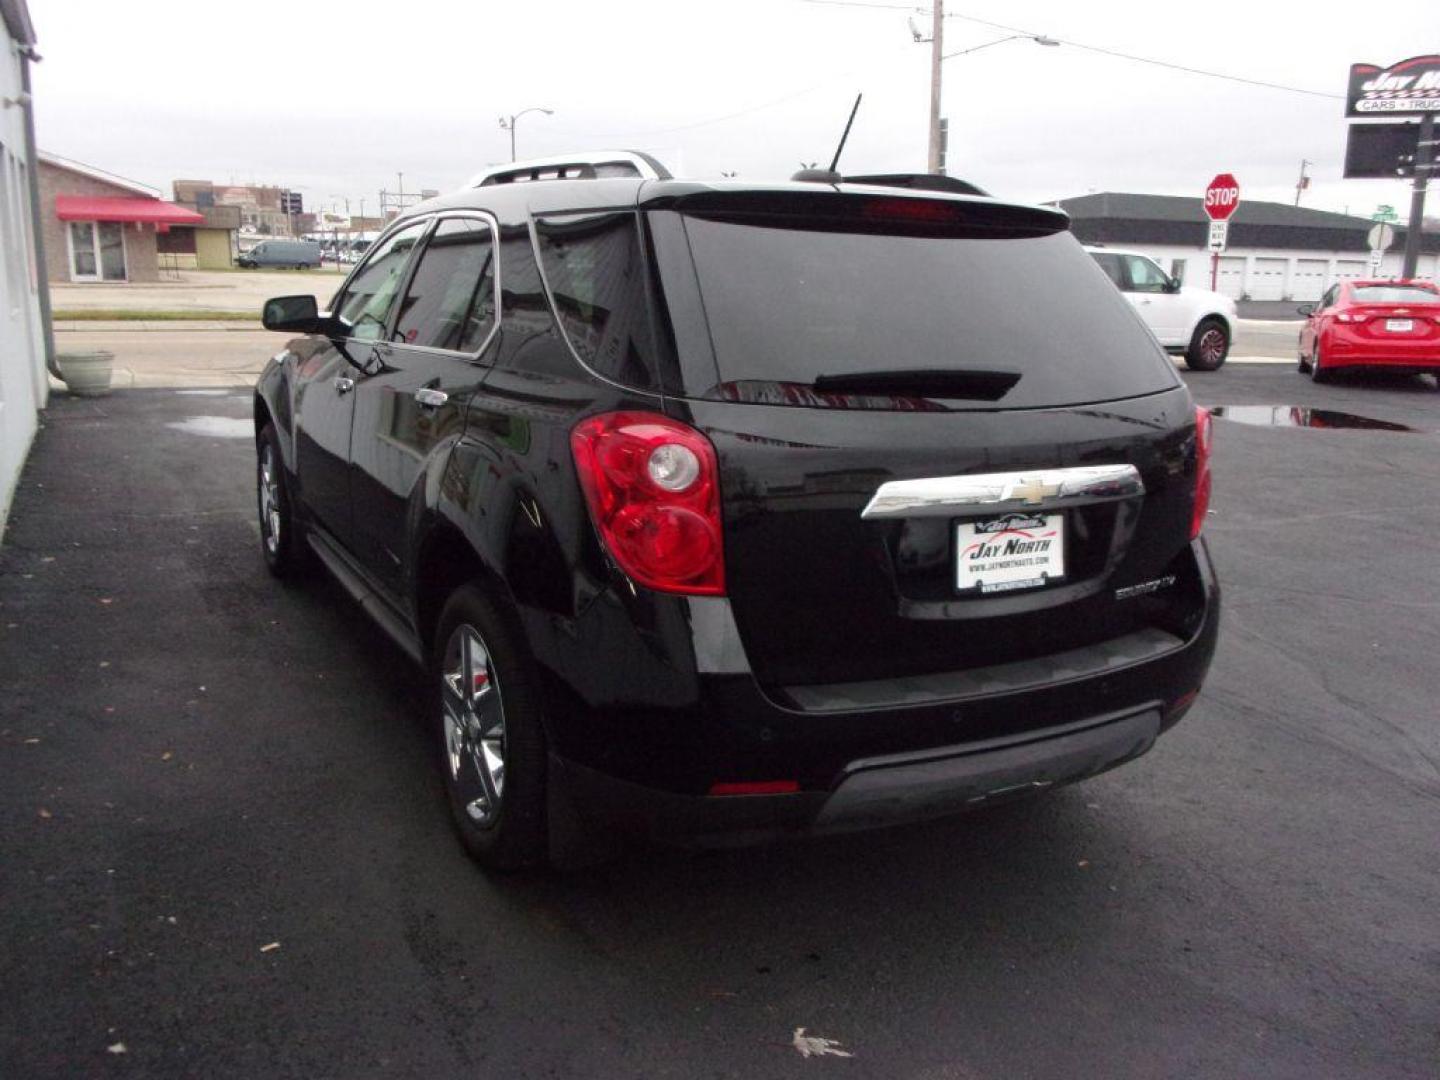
top-left (393, 217), bottom-right (499, 353)
top-left (334, 221), bottom-right (428, 341)
top-left (533, 212), bottom-right (661, 391)
top-left (666, 214), bottom-right (1178, 409)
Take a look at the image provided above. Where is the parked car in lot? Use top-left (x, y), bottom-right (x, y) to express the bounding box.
top-left (238, 239), bottom-right (323, 269)
top-left (254, 153), bottom-right (1220, 869)
top-left (1087, 247), bottom-right (1237, 371)
top-left (1297, 279), bottom-right (1440, 383)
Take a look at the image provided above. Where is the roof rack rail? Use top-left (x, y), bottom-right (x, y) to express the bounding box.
top-left (844, 173), bottom-right (990, 198)
top-left (467, 150), bottom-right (672, 188)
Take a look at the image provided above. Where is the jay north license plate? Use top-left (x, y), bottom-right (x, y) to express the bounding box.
top-left (956, 512), bottom-right (1065, 594)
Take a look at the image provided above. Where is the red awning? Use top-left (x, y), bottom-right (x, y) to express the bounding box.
top-left (55, 195), bottom-right (205, 226)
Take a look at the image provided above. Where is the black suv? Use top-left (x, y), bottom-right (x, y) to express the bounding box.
top-left (254, 152), bottom-right (1219, 869)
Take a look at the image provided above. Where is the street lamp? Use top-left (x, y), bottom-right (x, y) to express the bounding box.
top-left (925, 29), bottom-right (1059, 175)
top-left (498, 107), bottom-right (554, 163)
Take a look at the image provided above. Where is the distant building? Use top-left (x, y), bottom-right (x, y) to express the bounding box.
top-left (38, 153), bottom-right (203, 283)
top-left (1, 0), bottom-right (49, 529)
top-left (172, 179), bottom-right (300, 237)
top-left (1058, 192), bottom-right (1440, 302)
top-left (156, 202), bottom-right (240, 269)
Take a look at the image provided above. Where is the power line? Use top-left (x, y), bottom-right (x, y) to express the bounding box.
top-left (801, 0), bottom-right (1344, 100)
top-left (943, 11), bottom-right (1344, 100)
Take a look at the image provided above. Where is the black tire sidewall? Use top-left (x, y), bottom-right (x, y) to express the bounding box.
top-left (1185, 318), bottom-right (1229, 372)
top-left (257, 424), bottom-right (306, 578)
top-left (432, 584), bottom-right (548, 870)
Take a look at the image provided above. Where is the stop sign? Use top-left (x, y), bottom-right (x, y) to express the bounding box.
top-left (1204, 174), bottom-right (1241, 221)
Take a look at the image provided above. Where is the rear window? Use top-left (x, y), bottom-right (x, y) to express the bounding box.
top-left (670, 215), bottom-right (1178, 409)
top-left (1351, 285), bottom-right (1439, 304)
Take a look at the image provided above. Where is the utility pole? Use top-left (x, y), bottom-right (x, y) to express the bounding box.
top-left (1401, 113), bottom-right (1434, 279)
top-left (927, 0), bottom-right (944, 174)
top-left (1294, 159), bottom-right (1311, 207)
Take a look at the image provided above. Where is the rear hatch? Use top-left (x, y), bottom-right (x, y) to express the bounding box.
top-left (643, 189), bottom-right (1204, 691)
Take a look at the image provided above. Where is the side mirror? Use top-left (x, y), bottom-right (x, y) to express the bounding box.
top-left (262, 294), bottom-right (342, 336)
top-left (1297, 304), bottom-right (1314, 317)
top-left (1163, 278), bottom-right (1182, 294)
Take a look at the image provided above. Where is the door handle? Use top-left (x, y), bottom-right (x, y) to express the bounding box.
top-left (334, 376), bottom-right (355, 395)
top-left (414, 387), bottom-right (448, 409)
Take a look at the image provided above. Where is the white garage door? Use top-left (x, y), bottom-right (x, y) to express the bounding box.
top-left (1291, 259), bottom-right (1327, 301)
top-left (1248, 257), bottom-right (1287, 301)
top-left (1334, 260), bottom-right (1367, 285)
top-left (1216, 257), bottom-right (1246, 299)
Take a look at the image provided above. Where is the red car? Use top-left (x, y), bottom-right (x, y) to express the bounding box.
top-left (1298, 279), bottom-right (1440, 383)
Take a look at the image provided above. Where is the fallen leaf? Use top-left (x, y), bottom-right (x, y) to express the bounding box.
top-left (38, 807), bottom-right (52, 819)
top-left (259, 941), bottom-right (281, 954)
top-left (793, 1028), bottom-right (853, 1059)
top-left (160, 752), bottom-right (173, 762)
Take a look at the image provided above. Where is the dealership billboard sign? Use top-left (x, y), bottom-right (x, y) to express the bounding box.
top-left (1346, 55), bottom-right (1440, 116)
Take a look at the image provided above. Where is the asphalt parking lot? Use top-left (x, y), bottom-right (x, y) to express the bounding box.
top-left (2, 366), bottom-right (1437, 1078)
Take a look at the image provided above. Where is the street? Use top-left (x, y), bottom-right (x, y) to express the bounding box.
top-left (1, 366), bottom-right (1436, 1078)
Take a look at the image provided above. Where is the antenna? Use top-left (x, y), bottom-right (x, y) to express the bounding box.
top-left (828, 93), bottom-right (863, 174)
top-left (791, 93), bottom-right (864, 184)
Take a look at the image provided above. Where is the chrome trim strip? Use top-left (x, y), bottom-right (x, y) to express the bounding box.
top-left (860, 464), bottom-right (1144, 519)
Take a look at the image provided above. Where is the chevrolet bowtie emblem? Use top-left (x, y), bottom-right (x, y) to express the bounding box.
top-left (1007, 476), bottom-right (1060, 505)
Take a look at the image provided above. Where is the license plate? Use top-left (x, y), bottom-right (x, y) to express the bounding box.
top-left (956, 512), bottom-right (1065, 594)
top-left (1384, 319), bottom-right (1414, 332)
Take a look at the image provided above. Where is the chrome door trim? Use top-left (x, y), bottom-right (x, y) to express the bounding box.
top-left (860, 464), bottom-right (1144, 520)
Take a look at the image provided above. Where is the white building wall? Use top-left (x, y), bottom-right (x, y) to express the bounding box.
top-left (0, 27), bottom-right (47, 531)
top-left (1108, 242), bottom-right (1439, 303)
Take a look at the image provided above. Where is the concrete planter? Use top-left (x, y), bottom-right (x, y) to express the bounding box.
top-left (56, 351), bottom-right (115, 397)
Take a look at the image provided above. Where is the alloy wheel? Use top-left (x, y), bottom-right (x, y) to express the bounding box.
top-left (441, 624), bottom-right (507, 826)
top-left (258, 444), bottom-right (281, 555)
top-left (1198, 326), bottom-right (1227, 367)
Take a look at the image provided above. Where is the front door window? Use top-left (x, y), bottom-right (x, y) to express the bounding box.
top-left (69, 220), bottom-right (127, 281)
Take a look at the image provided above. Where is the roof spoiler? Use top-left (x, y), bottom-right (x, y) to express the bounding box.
top-left (467, 150), bottom-right (672, 187)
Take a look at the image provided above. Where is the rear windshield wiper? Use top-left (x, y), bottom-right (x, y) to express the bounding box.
top-left (811, 368), bottom-right (1021, 401)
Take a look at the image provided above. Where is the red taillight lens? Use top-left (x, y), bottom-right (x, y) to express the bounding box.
top-left (571, 411), bottom-right (725, 595)
top-left (1190, 406), bottom-right (1213, 541)
top-left (1335, 311), bottom-right (1369, 323)
top-left (708, 780), bottom-right (800, 797)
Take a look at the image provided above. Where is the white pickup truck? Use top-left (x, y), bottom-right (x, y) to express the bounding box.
top-left (1087, 247), bottom-right (1237, 371)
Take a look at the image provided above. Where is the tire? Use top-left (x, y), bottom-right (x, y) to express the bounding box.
top-left (1297, 334), bottom-right (1312, 373)
top-left (1310, 343), bottom-right (1333, 384)
top-left (256, 423), bottom-right (309, 578)
top-left (433, 583), bottom-right (548, 870)
top-left (1185, 317), bottom-right (1230, 371)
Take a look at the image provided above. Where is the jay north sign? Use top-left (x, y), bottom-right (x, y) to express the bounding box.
top-left (1347, 55), bottom-right (1440, 116)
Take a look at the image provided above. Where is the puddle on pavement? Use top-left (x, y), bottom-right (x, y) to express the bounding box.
top-left (166, 416), bottom-right (252, 438)
top-left (1211, 405), bottom-right (1424, 433)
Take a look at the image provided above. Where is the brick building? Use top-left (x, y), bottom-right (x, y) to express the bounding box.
top-left (37, 152), bottom-right (202, 283)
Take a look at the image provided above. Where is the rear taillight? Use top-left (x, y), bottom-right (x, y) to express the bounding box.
top-left (1335, 311), bottom-right (1369, 323)
top-left (570, 411), bottom-right (725, 595)
top-left (1191, 406), bottom-right (1213, 541)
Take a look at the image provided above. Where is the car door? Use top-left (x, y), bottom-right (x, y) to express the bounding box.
top-left (293, 219), bottom-right (428, 548)
top-left (1121, 254), bottom-right (1186, 344)
top-left (1301, 284), bottom-right (1337, 357)
top-left (347, 213), bottom-right (501, 600)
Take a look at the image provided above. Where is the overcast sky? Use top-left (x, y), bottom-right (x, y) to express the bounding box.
top-left (27, 0), bottom-right (1435, 221)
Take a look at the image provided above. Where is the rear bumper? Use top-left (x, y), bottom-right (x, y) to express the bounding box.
top-left (1324, 333), bottom-right (1440, 370)
top-left (541, 539), bottom-right (1218, 852)
top-left (549, 705), bottom-right (1162, 852)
